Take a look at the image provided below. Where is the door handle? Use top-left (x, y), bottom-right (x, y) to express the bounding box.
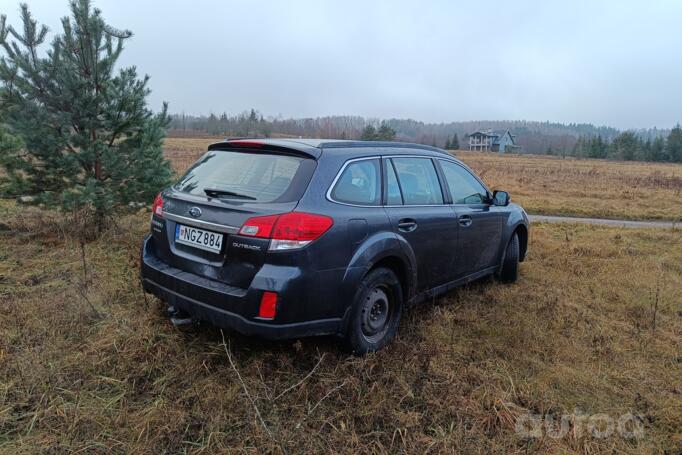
top-left (397, 218), bottom-right (418, 232)
top-left (458, 215), bottom-right (473, 227)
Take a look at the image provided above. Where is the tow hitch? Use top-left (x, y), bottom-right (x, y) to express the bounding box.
top-left (167, 306), bottom-right (194, 327)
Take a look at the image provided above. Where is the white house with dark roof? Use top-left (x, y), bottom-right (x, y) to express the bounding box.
top-left (467, 129), bottom-right (519, 153)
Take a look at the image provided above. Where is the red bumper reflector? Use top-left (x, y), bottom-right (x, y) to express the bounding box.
top-left (259, 291), bottom-right (278, 319)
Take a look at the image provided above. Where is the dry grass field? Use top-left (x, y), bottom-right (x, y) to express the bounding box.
top-left (1, 140), bottom-right (681, 454)
top-left (458, 151), bottom-right (682, 221)
top-left (164, 138), bottom-right (682, 221)
top-left (1, 209), bottom-right (681, 452)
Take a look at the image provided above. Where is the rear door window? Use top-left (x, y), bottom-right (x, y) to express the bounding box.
top-left (385, 160), bottom-right (403, 205)
top-left (391, 157), bottom-right (444, 205)
top-left (330, 159), bottom-right (381, 206)
top-left (174, 151), bottom-right (310, 203)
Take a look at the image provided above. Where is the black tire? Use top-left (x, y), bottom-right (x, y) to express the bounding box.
top-left (344, 267), bottom-right (403, 355)
top-left (497, 232), bottom-right (519, 283)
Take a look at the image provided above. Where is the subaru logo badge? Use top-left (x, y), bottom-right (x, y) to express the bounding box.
top-left (189, 207), bottom-right (202, 218)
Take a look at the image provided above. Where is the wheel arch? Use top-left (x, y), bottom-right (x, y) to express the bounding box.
top-left (514, 223), bottom-right (528, 262)
top-left (497, 221), bottom-right (529, 273)
top-left (368, 256), bottom-right (410, 303)
top-left (343, 231), bottom-right (417, 302)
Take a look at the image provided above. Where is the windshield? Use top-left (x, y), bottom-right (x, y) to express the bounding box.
top-left (174, 151), bottom-right (308, 203)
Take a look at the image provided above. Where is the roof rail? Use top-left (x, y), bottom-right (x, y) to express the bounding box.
top-left (320, 140), bottom-right (450, 154)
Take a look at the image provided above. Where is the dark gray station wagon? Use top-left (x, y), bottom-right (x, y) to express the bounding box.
top-left (141, 139), bottom-right (529, 353)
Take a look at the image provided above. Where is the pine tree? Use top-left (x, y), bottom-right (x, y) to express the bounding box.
top-left (0, 1), bottom-right (172, 231)
top-left (444, 136), bottom-right (451, 150)
top-left (639, 138), bottom-right (652, 162)
top-left (609, 132), bottom-right (639, 161)
top-left (220, 112), bottom-right (228, 135)
top-left (573, 136), bottom-right (585, 157)
top-left (360, 125), bottom-right (376, 140)
top-left (451, 134), bottom-right (459, 150)
top-left (666, 124), bottom-right (682, 163)
top-left (376, 121), bottom-right (396, 141)
top-left (247, 108), bottom-right (258, 136)
top-left (0, 96), bottom-right (24, 194)
top-left (589, 135), bottom-right (607, 159)
top-left (207, 113), bottom-right (219, 135)
top-left (651, 136), bottom-right (666, 162)
top-left (361, 122), bottom-right (396, 141)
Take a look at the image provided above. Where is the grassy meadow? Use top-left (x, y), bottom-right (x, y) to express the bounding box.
top-left (459, 150), bottom-right (682, 221)
top-left (0, 140), bottom-right (681, 453)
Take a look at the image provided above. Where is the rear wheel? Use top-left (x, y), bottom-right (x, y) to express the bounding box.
top-left (344, 267), bottom-right (403, 354)
top-left (497, 233), bottom-right (519, 283)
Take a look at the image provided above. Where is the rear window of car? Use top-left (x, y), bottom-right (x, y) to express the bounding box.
top-left (330, 159), bottom-right (381, 205)
top-left (174, 151), bottom-right (311, 203)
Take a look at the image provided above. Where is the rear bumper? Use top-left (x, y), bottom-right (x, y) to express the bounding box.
top-left (140, 235), bottom-right (343, 340)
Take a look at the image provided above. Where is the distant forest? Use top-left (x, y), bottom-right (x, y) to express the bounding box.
top-left (168, 110), bottom-right (682, 163)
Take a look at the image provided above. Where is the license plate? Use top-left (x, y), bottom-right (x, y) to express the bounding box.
top-left (175, 224), bottom-right (224, 253)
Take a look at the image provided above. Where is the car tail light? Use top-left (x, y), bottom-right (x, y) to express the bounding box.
top-left (270, 212), bottom-right (333, 250)
top-left (258, 291), bottom-right (278, 319)
top-left (152, 193), bottom-right (164, 218)
top-left (238, 214), bottom-right (279, 238)
top-left (239, 212), bottom-right (333, 251)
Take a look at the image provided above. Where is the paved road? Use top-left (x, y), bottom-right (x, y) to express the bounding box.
top-left (528, 214), bottom-right (679, 229)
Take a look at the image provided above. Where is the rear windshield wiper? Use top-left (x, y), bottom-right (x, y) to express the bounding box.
top-left (203, 188), bottom-right (257, 200)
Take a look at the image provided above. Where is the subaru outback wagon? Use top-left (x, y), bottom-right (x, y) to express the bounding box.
top-left (141, 139), bottom-right (529, 353)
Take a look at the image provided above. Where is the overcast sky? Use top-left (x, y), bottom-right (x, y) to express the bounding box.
top-left (3, 0), bottom-right (682, 129)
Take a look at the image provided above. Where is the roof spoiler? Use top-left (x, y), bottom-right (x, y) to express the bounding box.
top-left (207, 139), bottom-right (321, 159)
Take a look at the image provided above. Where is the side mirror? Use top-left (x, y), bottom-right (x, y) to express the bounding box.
top-left (492, 190), bottom-right (510, 206)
